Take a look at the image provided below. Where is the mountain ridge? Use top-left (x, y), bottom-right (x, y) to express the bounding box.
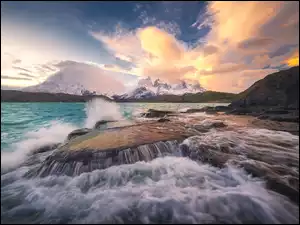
top-left (113, 77), bottom-right (206, 100)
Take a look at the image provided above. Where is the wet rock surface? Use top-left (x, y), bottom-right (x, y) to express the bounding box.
top-left (23, 111), bottom-right (299, 207)
top-left (25, 140), bottom-right (180, 178)
top-left (181, 129), bottom-right (299, 204)
top-left (67, 128), bottom-right (93, 140)
top-left (141, 109), bottom-right (176, 118)
top-left (94, 120), bottom-right (116, 129)
top-left (157, 118), bottom-right (171, 122)
top-left (32, 143), bottom-right (61, 154)
top-left (60, 121), bottom-right (195, 152)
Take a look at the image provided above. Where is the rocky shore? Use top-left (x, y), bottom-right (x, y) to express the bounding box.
top-left (17, 66), bottom-right (300, 207)
top-left (24, 108), bottom-right (299, 205)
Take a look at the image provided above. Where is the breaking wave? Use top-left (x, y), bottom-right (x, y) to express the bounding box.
top-left (84, 98), bottom-right (124, 128)
top-left (1, 121), bottom-right (77, 171)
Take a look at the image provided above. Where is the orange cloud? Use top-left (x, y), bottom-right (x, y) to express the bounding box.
top-left (286, 51), bottom-right (299, 66)
top-left (91, 1), bottom-right (298, 93)
top-left (138, 26), bottom-right (183, 63)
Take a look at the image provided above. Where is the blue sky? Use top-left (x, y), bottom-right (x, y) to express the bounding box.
top-left (1, 1), bottom-right (299, 93)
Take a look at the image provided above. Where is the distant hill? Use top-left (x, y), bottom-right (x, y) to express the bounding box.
top-left (114, 91), bottom-right (237, 103)
top-left (1, 89), bottom-right (237, 103)
top-left (1, 90), bottom-right (112, 102)
top-left (231, 66), bottom-right (299, 109)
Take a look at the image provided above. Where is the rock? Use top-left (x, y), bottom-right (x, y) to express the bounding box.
top-left (214, 105), bottom-right (231, 112)
top-left (201, 119), bottom-right (227, 129)
top-left (264, 109), bottom-right (290, 114)
top-left (268, 115), bottom-right (299, 123)
top-left (183, 108), bottom-right (204, 113)
top-left (205, 110), bottom-right (217, 115)
top-left (141, 109), bottom-right (175, 118)
top-left (26, 139), bottom-right (181, 178)
top-left (226, 108), bottom-right (252, 115)
top-left (60, 121), bottom-right (195, 152)
top-left (192, 126), bottom-right (210, 133)
top-left (230, 66), bottom-right (299, 109)
top-left (181, 134), bottom-right (299, 204)
top-left (192, 120), bottom-right (227, 133)
top-left (94, 120), bottom-right (116, 129)
top-left (157, 118), bottom-right (171, 122)
top-left (257, 115), bottom-right (269, 120)
top-left (258, 113), bottom-right (299, 123)
top-left (67, 128), bottom-right (92, 140)
top-left (32, 143), bottom-right (60, 154)
top-left (240, 161), bottom-right (299, 205)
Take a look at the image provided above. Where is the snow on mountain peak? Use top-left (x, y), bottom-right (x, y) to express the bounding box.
top-left (114, 76), bottom-right (206, 100)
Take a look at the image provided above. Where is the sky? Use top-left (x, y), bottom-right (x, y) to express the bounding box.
top-left (1, 1), bottom-right (299, 93)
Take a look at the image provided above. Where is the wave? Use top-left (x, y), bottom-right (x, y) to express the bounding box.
top-left (1, 99), bottom-right (127, 171)
top-left (84, 98), bottom-right (124, 128)
top-left (1, 119), bottom-right (35, 126)
top-left (1, 121), bottom-right (78, 171)
top-left (1, 156), bottom-right (298, 224)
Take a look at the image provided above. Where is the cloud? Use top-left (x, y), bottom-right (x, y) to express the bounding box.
top-left (199, 68), bottom-right (279, 93)
top-left (12, 66), bottom-right (32, 73)
top-left (89, 1), bottom-right (298, 93)
top-left (237, 37), bottom-right (274, 50)
top-left (115, 54), bottom-right (133, 63)
top-left (18, 72), bottom-right (37, 79)
top-left (1, 75), bottom-right (32, 81)
top-left (12, 59), bottom-right (22, 64)
top-left (285, 50), bottom-right (299, 66)
top-left (37, 60), bottom-right (127, 95)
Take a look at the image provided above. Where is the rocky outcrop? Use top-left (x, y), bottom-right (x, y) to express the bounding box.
top-left (180, 131), bottom-right (299, 204)
top-left (67, 128), bottom-right (93, 140)
top-left (230, 66), bottom-right (299, 109)
top-left (141, 109), bottom-right (176, 118)
top-left (32, 143), bottom-right (61, 154)
top-left (94, 120), bottom-right (116, 129)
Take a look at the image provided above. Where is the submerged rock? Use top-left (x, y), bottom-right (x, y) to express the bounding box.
top-left (141, 109), bottom-right (175, 118)
top-left (67, 128), bottom-right (92, 140)
top-left (157, 118), bottom-right (171, 122)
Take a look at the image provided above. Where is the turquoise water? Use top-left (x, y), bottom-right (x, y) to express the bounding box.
top-left (1, 101), bottom-right (228, 151)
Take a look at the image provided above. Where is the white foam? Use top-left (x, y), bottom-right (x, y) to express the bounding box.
top-left (1, 157), bottom-right (298, 223)
top-left (1, 121), bottom-right (78, 171)
top-left (84, 98), bottom-right (124, 128)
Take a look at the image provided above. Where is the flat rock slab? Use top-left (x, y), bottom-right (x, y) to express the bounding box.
top-left (59, 121), bottom-right (195, 152)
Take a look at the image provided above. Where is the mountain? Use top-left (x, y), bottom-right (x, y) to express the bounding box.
top-left (113, 77), bottom-right (206, 100)
top-left (231, 66), bottom-right (299, 109)
top-left (22, 61), bottom-right (125, 96)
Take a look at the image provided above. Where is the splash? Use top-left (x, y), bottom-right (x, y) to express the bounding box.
top-left (24, 140), bottom-right (180, 178)
top-left (1, 157), bottom-right (298, 223)
top-left (84, 98), bottom-right (124, 128)
top-left (1, 121), bottom-right (78, 171)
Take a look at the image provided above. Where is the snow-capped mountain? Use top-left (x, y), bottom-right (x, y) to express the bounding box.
top-left (22, 61), bottom-right (125, 96)
top-left (113, 77), bottom-right (206, 100)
